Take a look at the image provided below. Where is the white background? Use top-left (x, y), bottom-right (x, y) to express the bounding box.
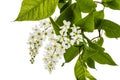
top-left (0, 0), bottom-right (120, 80)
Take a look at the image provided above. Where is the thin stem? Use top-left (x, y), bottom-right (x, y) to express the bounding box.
top-left (91, 36), bottom-right (100, 41)
top-left (98, 30), bottom-right (101, 37)
top-left (91, 30), bottom-right (102, 41)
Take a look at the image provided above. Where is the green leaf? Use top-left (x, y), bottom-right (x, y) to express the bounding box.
top-left (91, 52), bottom-right (117, 65)
top-left (87, 38), bottom-right (105, 52)
top-left (58, 3), bottom-right (66, 9)
top-left (76, 12), bottom-right (94, 32)
top-left (74, 57), bottom-right (96, 80)
top-left (96, 37), bottom-right (104, 46)
top-left (102, 0), bottom-right (120, 10)
top-left (86, 70), bottom-right (96, 80)
top-left (100, 19), bottom-right (120, 38)
top-left (82, 47), bottom-right (97, 60)
top-left (86, 58), bottom-right (95, 69)
top-left (16, 0), bottom-right (59, 21)
top-left (49, 17), bottom-right (60, 35)
top-left (58, 2), bottom-right (70, 12)
top-left (64, 46), bottom-right (79, 63)
top-left (74, 58), bottom-right (86, 80)
top-left (76, 0), bottom-right (96, 13)
top-left (94, 10), bottom-right (104, 20)
top-left (58, 0), bottom-right (71, 13)
top-left (94, 10), bottom-right (104, 29)
top-left (82, 41), bottom-right (116, 65)
top-left (72, 3), bottom-right (82, 24)
top-left (56, 3), bottom-right (81, 26)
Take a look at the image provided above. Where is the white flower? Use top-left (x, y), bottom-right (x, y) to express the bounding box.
top-left (32, 25), bottom-right (40, 32)
top-left (70, 25), bottom-right (83, 44)
top-left (44, 53), bottom-right (56, 61)
top-left (35, 40), bottom-right (43, 47)
top-left (48, 37), bottom-right (56, 43)
top-left (70, 25), bottom-right (81, 38)
top-left (39, 19), bottom-right (51, 29)
top-left (44, 62), bottom-right (56, 73)
top-left (28, 33), bottom-right (36, 41)
top-left (60, 20), bottom-right (71, 32)
top-left (43, 57), bottom-right (49, 64)
top-left (60, 29), bottom-right (67, 36)
top-left (55, 52), bottom-right (63, 59)
top-left (65, 39), bottom-right (75, 48)
top-left (35, 30), bottom-right (44, 40)
top-left (56, 43), bottom-right (66, 54)
top-left (38, 36), bottom-right (45, 41)
top-left (71, 24), bottom-right (80, 32)
top-left (46, 28), bottom-right (55, 38)
top-left (43, 30), bottom-right (48, 36)
top-left (53, 42), bottom-right (60, 49)
top-left (57, 30), bottom-right (68, 42)
top-left (44, 43), bottom-right (54, 54)
top-left (35, 30), bottom-right (42, 36)
top-left (28, 39), bottom-right (34, 46)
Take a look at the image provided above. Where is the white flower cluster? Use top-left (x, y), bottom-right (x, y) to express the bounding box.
top-left (28, 19), bottom-right (51, 64)
top-left (57, 20), bottom-right (83, 48)
top-left (43, 41), bottom-right (65, 73)
top-left (28, 19), bottom-right (83, 73)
